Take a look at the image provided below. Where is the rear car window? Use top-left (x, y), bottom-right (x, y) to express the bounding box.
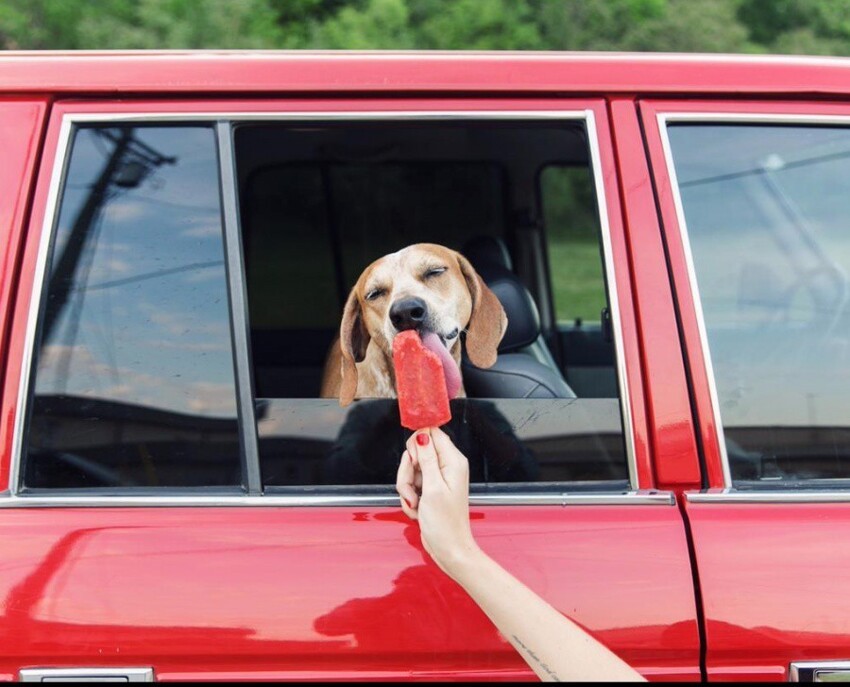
top-left (667, 122), bottom-right (850, 487)
top-left (22, 125), bottom-right (240, 490)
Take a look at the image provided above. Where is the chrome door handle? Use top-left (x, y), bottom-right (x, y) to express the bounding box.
top-left (19, 667), bottom-right (153, 682)
top-left (791, 662), bottom-right (850, 682)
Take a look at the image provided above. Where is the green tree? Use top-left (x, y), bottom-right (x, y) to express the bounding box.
top-left (535, 0), bottom-right (664, 51)
top-left (0, 0), bottom-right (283, 49)
top-left (619, 0), bottom-right (751, 52)
top-left (0, 0), bottom-right (96, 49)
top-left (738, 0), bottom-right (850, 55)
top-left (410, 0), bottom-right (542, 50)
top-left (294, 0), bottom-right (415, 49)
top-left (2, 0), bottom-right (850, 56)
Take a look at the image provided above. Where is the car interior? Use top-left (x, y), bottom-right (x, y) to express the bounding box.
top-left (232, 119), bottom-right (629, 487)
top-left (234, 120), bottom-right (618, 404)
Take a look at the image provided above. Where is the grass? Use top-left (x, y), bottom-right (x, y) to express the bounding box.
top-left (547, 238), bottom-right (607, 324)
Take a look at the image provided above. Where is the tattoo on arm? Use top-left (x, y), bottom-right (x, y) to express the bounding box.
top-left (511, 634), bottom-right (561, 681)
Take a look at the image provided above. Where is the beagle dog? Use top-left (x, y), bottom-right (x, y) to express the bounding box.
top-left (320, 243), bottom-right (508, 405)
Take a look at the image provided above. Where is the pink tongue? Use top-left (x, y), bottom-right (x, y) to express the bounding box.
top-left (421, 332), bottom-right (462, 399)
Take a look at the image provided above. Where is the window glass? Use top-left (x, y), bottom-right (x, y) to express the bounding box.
top-left (668, 123), bottom-right (850, 485)
top-left (237, 121), bottom-right (629, 490)
top-left (541, 165), bottom-right (607, 323)
top-left (23, 125), bottom-right (240, 489)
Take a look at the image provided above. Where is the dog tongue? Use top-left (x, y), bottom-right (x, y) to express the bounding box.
top-left (420, 331), bottom-right (462, 399)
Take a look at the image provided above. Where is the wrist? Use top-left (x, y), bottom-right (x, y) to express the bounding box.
top-left (442, 540), bottom-right (488, 587)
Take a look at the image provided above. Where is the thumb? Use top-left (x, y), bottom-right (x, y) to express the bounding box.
top-left (409, 429), bottom-right (445, 490)
top-left (431, 427), bottom-right (469, 482)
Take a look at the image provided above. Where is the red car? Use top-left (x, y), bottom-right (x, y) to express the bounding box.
top-left (2, 51), bottom-right (850, 682)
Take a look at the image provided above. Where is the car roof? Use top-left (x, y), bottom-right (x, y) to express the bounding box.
top-left (1, 50), bottom-right (850, 97)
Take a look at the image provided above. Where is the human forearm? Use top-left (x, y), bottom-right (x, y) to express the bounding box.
top-left (449, 547), bottom-right (645, 683)
top-left (397, 430), bottom-right (644, 682)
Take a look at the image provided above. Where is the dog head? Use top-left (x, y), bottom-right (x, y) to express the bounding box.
top-left (338, 243), bottom-right (508, 406)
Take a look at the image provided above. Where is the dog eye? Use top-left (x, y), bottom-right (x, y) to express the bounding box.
top-left (424, 267), bottom-right (447, 279)
top-left (365, 288), bottom-right (385, 301)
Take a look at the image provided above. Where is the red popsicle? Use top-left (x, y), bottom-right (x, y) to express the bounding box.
top-left (392, 330), bottom-right (454, 430)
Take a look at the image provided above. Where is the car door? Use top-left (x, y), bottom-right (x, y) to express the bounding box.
top-left (643, 98), bottom-right (850, 682)
top-left (0, 96), bottom-right (701, 681)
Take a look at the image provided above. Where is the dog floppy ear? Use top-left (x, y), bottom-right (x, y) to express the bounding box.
top-left (457, 253), bottom-right (507, 368)
top-left (339, 287), bottom-right (370, 406)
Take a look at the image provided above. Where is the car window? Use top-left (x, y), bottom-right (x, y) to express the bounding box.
top-left (22, 125), bottom-right (241, 490)
top-left (235, 120), bottom-right (630, 491)
top-left (667, 122), bottom-right (850, 486)
top-left (19, 117), bottom-right (632, 496)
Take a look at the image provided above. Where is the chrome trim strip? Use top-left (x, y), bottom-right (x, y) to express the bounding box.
top-left (663, 112), bottom-right (850, 126)
top-left (790, 661), bottom-right (850, 682)
top-left (656, 111), bottom-right (850, 490)
top-left (688, 490), bottom-right (850, 504)
top-left (585, 109), bottom-right (636, 489)
top-left (7, 108), bottom-right (639, 503)
top-left (0, 491), bottom-right (674, 508)
top-left (217, 121), bottom-right (262, 494)
top-left (8, 116), bottom-right (74, 496)
top-left (63, 111), bottom-right (592, 123)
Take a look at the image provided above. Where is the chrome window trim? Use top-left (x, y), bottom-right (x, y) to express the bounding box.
top-left (585, 109), bottom-right (637, 489)
top-left (688, 490), bottom-right (850, 504)
top-left (7, 116), bottom-right (73, 496)
top-left (0, 490), bottom-right (673, 508)
top-left (656, 111), bottom-right (850, 490)
top-left (7, 108), bottom-right (638, 504)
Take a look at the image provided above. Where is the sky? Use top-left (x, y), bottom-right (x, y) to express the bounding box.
top-left (35, 125), bottom-right (238, 419)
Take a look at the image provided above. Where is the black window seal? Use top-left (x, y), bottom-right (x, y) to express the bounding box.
top-left (217, 121), bottom-right (262, 495)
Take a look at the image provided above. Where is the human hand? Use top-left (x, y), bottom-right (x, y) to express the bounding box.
top-left (395, 427), bottom-right (482, 579)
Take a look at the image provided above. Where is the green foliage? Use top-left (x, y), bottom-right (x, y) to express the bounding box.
top-left (409, 0), bottom-right (542, 50)
top-left (535, 0), bottom-right (665, 51)
top-left (738, 0), bottom-right (850, 55)
top-left (0, 0), bottom-right (283, 49)
top-left (616, 0), bottom-right (751, 53)
top-left (0, 0), bottom-right (94, 49)
top-left (84, 0), bottom-right (284, 49)
top-left (296, 0), bottom-right (415, 49)
top-left (1, 0), bottom-right (849, 54)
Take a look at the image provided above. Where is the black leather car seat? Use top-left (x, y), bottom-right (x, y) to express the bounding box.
top-left (460, 237), bottom-right (576, 399)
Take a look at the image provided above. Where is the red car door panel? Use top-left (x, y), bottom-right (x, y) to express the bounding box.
top-left (685, 501), bottom-right (850, 681)
top-left (0, 505), bottom-right (699, 680)
top-left (643, 98), bottom-right (850, 681)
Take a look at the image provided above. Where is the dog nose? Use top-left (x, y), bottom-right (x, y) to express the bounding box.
top-left (390, 297), bottom-right (428, 331)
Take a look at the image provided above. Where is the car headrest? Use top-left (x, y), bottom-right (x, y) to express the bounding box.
top-left (473, 261), bottom-right (540, 353)
top-left (462, 236), bottom-right (513, 271)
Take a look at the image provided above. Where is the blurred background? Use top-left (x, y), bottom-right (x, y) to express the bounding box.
top-left (0, 0), bottom-right (848, 55)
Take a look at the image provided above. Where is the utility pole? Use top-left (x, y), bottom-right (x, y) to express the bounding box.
top-left (42, 129), bottom-right (133, 342)
top-left (42, 128), bottom-right (175, 343)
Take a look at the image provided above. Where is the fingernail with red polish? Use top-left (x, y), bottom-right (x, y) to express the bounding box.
top-left (416, 433), bottom-right (429, 447)
top-left (402, 497), bottom-right (412, 509)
